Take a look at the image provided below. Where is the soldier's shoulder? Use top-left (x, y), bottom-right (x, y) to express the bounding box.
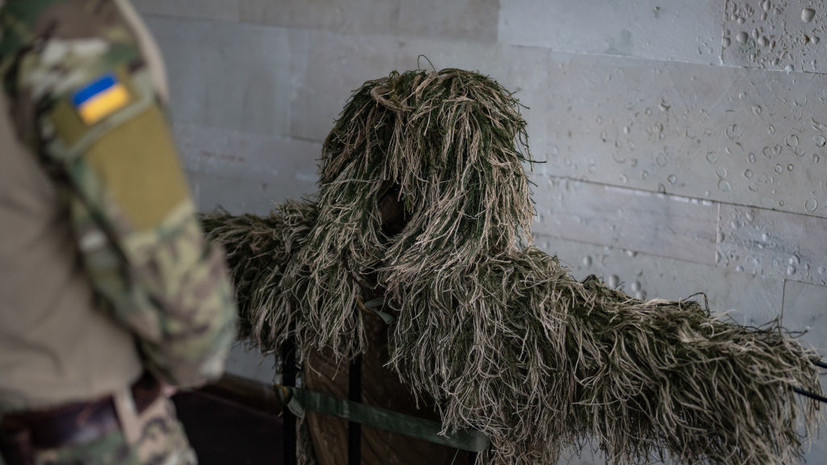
top-left (1, 0), bottom-right (144, 142)
top-left (1, 0), bottom-right (143, 86)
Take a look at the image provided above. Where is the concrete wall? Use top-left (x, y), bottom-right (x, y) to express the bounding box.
top-left (133, 1), bottom-right (827, 462)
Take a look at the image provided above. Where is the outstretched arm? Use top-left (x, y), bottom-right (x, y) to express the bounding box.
top-left (200, 200), bottom-right (318, 348)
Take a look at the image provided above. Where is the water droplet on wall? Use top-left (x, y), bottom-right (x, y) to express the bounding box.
top-left (726, 124), bottom-right (738, 139)
top-left (802, 8), bottom-right (816, 23)
top-left (758, 36), bottom-right (769, 47)
top-left (787, 163), bottom-right (793, 171)
top-left (768, 124), bottom-right (775, 134)
top-left (805, 199), bottom-right (818, 211)
top-left (657, 184), bottom-right (666, 193)
top-left (762, 0), bottom-right (771, 12)
top-left (706, 152), bottom-right (718, 164)
top-left (748, 152), bottom-right (755, 163)
top-left (582, 255), bottom-right (593, 266)
top-left (814, 135), bottom-right (826, 147)
top-left (641, 170), bottom-right (650, 180)
top-left (631, 281), bottom-right (641, 292)
top-left (718, 180), bottom-right (731, 191)
top-left (763, 145), bottom-right (781, 158)
top-left (744, 168), bottom-right (753, 178)
top-left (608, 275), bottom-right (620, 288)
top-left (787, 265), bottom-right (797, 276)
top-left (786, 134), bottom-right (800, 147)
top-left (668, 174), bottom-right (677, 184)
top-left (736, 265), bottom-right (745, 272)
top-left (774, 164), bottom-right (783, 173)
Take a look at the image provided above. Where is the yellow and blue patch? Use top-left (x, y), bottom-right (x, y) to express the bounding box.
top-left (72, 73), bottom-right (130, 125)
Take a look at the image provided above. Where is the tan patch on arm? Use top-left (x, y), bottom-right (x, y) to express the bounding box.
top-left (84, 103), bottom-right (190, 231)
top-left (49, 99), bottom-right (89, 146)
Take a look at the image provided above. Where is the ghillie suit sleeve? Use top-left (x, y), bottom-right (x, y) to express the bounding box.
top-left (202, 68), bottom-right (823, 465)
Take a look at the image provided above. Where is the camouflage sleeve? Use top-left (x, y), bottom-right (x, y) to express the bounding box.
top-left (0, 0), bottom-right (237, 387)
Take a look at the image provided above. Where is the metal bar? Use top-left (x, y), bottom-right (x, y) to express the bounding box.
top-left (282, 339), bottom-right (297, 465)
top-left (794, 386), bottom-right (827, 404)
top-left (199, 373), bottom-right (283, 414)
top-left (348, 354), bottom-right (362, 465)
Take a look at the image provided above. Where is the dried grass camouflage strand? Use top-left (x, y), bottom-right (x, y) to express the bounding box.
top-left (201, 68), bottom-right (822, 465)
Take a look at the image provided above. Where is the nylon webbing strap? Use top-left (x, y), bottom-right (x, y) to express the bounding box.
top-left (278, 386), bottom-right (490, 453)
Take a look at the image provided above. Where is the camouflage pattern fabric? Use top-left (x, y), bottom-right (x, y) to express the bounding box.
top-left (25, 397), bottom-right (194, 465)
top-left (0, 0), bottom-right (237, 388)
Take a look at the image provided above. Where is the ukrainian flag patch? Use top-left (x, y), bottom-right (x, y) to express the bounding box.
top-left (72, 73), bottom-right (130, 125)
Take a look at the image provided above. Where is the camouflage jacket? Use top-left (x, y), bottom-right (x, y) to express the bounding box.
top-left (0, 0), bottom-right (237, 388)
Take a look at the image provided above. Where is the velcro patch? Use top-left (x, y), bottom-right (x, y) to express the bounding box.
top-left (84, 103), bottom-right (190, 231)
top-left (72, 73), bottom-right (131, 125)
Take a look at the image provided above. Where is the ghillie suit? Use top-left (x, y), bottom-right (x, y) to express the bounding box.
top-left (202, 68), bottom-right (823, 465)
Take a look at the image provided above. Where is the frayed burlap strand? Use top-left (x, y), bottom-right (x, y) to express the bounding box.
top-left (202, 68), bottom-right (822, 465)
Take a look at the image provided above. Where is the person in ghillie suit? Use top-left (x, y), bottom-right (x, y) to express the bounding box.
top-left (203, 67), bottom-right (823, 465)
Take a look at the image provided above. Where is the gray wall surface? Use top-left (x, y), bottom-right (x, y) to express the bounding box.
top-left (133, 1), bottom-right (827, 462)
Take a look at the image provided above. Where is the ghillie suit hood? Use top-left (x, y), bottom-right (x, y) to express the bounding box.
top-left (203, 68), bottom-right (822, 464)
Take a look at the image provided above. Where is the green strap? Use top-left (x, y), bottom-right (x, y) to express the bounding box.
top-left (276, 385), bottom-right (490, 453)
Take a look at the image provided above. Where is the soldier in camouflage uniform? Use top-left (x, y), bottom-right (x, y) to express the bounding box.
top-left (0, 1), bottom-right (237, 464)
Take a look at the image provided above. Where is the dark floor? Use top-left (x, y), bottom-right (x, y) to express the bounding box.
top-left (173, 391), bottom-right (284, 465)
